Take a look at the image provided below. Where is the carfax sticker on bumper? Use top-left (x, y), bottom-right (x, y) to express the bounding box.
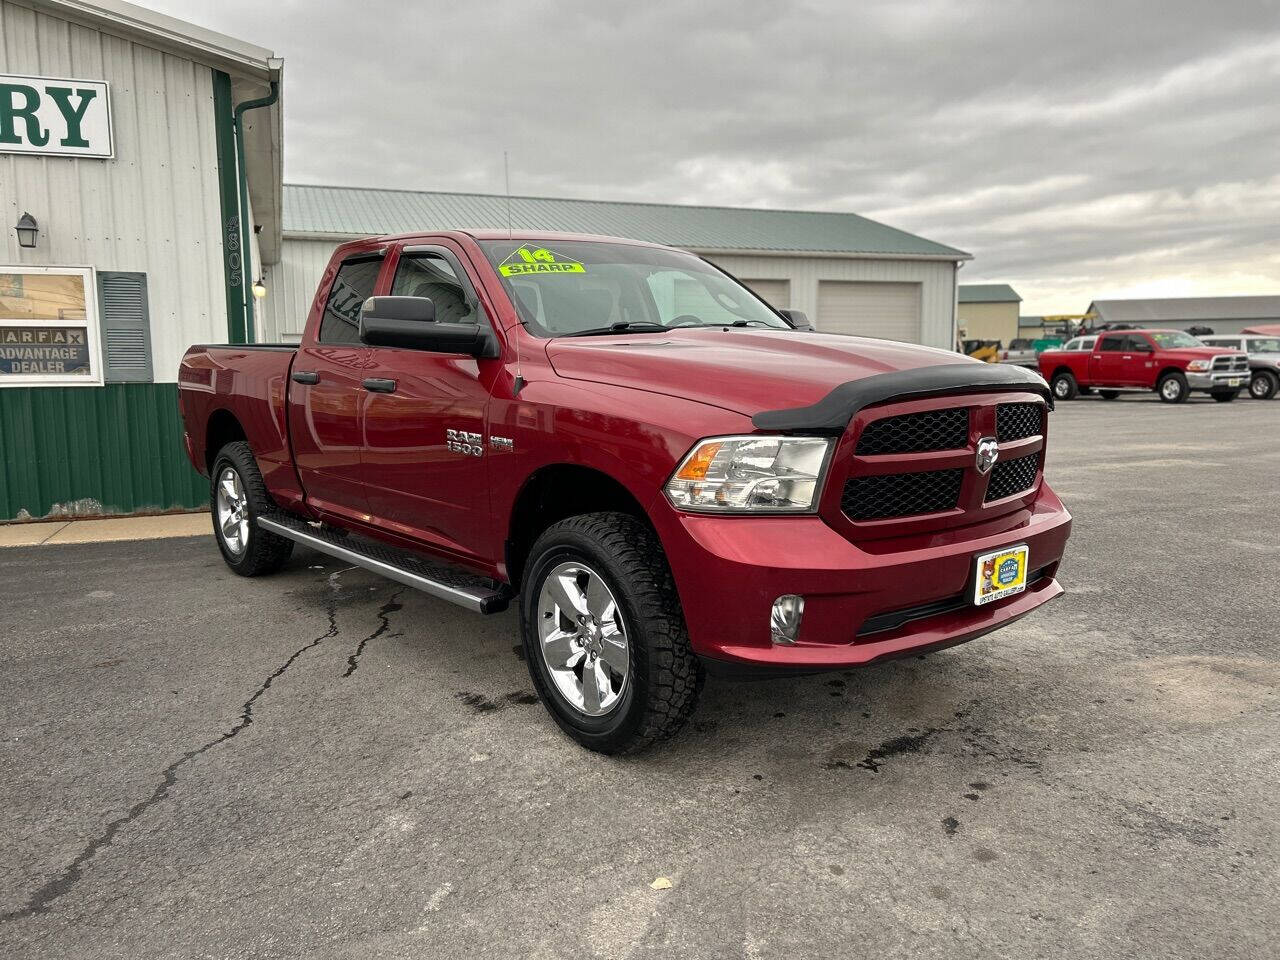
top-left (974, 544), bottom-right (1029, 606)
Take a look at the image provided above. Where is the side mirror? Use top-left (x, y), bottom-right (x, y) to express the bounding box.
top-left (779, 309), bottom-right (813, 331)
top-left (359, 296), bottom-right (496, 357)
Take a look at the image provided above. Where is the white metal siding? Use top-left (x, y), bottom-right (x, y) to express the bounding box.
top-left (816, 280), bottom-right (922, 342)
top-left (700, 253), bottom-right (955, 349)
top-left (742, 278), bottom-right (790, 308)
top-left (260, 237), bottom-right (336, 342)
top-left (0, 0), bottom-right (226, 383)
top-left (264, 241), bottom-right (959, 349)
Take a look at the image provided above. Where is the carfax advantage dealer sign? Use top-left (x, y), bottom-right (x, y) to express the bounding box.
top-left (0, 74), bottom-right (113, 158)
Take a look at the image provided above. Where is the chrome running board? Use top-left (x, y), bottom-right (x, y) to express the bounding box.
top-left (257, 514), bottom-right (510, 614)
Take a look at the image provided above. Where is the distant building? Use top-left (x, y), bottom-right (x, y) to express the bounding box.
top-left (1087, 296), bottom-right (1280, 336)
top-left (957, 283), bottom-right (1021, 344)
top-left (266, 185), bottom-right (972, 351)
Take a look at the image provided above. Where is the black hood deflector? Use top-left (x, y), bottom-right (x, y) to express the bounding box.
top-left (751, 362), bottom-right (1053, 433)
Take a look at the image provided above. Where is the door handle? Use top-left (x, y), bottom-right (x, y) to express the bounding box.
top-left (362, 377), bottom-right (397, 393)
top-left (291, 370), bottom-right (319, 385)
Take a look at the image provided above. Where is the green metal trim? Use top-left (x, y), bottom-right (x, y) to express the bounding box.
top-left (0, 384), bottom-right (207, 520)
top-left (233, 79), bottom-right (280, 346)
top-left (212, 70), bottom-right (247, 345)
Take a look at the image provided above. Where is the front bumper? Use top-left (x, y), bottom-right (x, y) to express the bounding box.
top-left (649, 485), bottom-right (1072, 670)
top-left (1186, 370), bottom-right (1247, 391)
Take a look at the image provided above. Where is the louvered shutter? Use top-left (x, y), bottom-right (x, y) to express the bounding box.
top-left (98, 272), bottom-right (152, 382)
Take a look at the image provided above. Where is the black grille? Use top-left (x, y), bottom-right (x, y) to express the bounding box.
top-left (843, 468), bottom-right (963, 521)
top-left (856, 408), bottom-right (969, 455)
top-left (995, 403), bottom-right (1042, 442)
top-left (984, 453), bottom-right (1040, 502)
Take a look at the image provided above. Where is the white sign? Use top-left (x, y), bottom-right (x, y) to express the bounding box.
top-left (0, 73), bottom-right (113, 159)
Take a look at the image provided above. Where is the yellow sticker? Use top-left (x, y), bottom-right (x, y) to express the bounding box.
top-left (498, 245), bottom-right (585, 277)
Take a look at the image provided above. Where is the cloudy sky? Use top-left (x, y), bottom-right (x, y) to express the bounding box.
top-left (155, 0), bottom-right (1280, 315)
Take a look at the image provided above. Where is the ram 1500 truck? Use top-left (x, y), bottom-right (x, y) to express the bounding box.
top-left (179, 231), bottom-right (1072, 753)
top-left (1038, 328), bottom-right (1249, 404)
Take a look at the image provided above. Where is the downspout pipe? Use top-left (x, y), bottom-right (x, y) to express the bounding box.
top-left (232, 58), bottom-right (282, 344)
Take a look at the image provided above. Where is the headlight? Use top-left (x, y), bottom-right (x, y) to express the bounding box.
top-left (666, 435), bottom-right (833, 513)
top-left (1187, 359), bottom-right (1211, 372)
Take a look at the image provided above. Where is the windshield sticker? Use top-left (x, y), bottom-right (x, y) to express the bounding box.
top-left (498, 245), bottom-right (586, 277)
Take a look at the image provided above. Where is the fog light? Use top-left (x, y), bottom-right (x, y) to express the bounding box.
top-left (770, 594), bottom-right (805, 645)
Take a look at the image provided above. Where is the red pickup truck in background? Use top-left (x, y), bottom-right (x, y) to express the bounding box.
top-left (1038, 329), bottom-right (1249, 404)
top-left (179, 230), bottom-right (1071, 753)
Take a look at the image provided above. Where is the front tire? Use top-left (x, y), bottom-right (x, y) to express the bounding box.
top-left (520, 512), bottom-right (703, 754)
top-left (210, 441), bottom-right (294, 576)
top-left (1157, 372), bottom-right (1189, 404)
top-left (1249, 370), bottom-right (1278, 400)
top-left (1051, 371), bottom-right (1079, 401)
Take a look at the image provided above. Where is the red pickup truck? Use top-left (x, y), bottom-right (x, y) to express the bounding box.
top-left (1038, 329), bottom-right (1249, 403)
top-left (179, 231), bottom-right (1071, 753)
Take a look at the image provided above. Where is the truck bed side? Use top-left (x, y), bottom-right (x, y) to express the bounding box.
top-left (1038, 347), bottom-right (1090, 383)
top-left (178, 344), bottom-right (307, 513)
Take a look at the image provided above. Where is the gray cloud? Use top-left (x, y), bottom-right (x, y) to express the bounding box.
top-left (152, 0), bottom-right (1280, 313)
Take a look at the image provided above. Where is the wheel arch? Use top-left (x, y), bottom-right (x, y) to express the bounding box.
top-left (205, 409), bottom-right (248, 473)
top-left (506, 463), bottom-right (654, 588)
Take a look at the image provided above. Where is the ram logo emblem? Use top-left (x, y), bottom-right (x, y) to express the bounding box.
top-left (976, 437), bottom-right (999, 475)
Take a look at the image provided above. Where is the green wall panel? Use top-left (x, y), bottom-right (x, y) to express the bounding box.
top-left (0, 384), bottom-right (207, 520)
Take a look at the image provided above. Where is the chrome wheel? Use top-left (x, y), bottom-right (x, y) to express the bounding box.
top-left (1251, 375), bottom-right (1272, 399)
top-left (1053, 377), bottom-right (1070, 398)
top-left (215, 466), bottom-right (250, 556)
top-left (1161, 378), bottom-right (1182, 401)
top-left (536, 561), bottom-right (629, 716)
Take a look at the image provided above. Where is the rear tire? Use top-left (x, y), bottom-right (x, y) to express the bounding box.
top-left (1051, 371), bottom-right (1078, 401)
top-left (1099, 390), bottom-right (1120, 401)
top-left (1211, 389), bottom-right (1238, 403)
top-left (520, 512), bottom-right (703, 754)
top-left (1157, 372), bottom-right (1189, 404)
top-left (1249, 370), bottom-right (1278, 400)
top-left (210, 441), bottom-right (294, 576)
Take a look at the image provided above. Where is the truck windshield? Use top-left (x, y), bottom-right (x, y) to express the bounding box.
top-left (476, 239), bottom-right (789, 337)
top-left (1149, 332), bottom-right (1203, 348)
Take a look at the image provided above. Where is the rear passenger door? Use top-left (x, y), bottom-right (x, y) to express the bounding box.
top-left (357, 243), bottom-right (497, 563)
top-left (288, 252), bottom-right (384, 523)
top-left (1092, 334), bottom-right (1128, 385)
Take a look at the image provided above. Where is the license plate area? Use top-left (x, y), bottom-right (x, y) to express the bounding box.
top-left (974, 544), bottom-right (1029, 606)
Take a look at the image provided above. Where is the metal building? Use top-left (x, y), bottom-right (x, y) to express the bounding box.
top-left (1086, 296), bottom-right (1280, 336)
top-left (957, 283), bottom-right (1021, 345)
top-left (261, 185), bottom-right (971, 350)
top-left (1, 0), bottom-right (281, 520)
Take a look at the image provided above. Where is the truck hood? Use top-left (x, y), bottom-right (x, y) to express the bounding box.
top-left (545, 328), bottom-right (976, 417)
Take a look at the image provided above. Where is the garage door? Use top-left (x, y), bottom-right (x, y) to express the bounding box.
top-left (817, 281), bottom-right (922, 342)
top-left (742, 279), bottom-right (790, 309)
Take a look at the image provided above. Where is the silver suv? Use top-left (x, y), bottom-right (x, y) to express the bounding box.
top-left (1199, 335), bottom-right (1280, 399)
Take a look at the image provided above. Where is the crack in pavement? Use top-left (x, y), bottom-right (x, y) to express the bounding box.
top-left (342, 589), bottom-right (405, 678)
top-left (0, 569), bottom-right (350, 924)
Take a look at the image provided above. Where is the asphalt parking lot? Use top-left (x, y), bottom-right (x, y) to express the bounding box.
top-left (2, 393), bottom-right (1277, 959)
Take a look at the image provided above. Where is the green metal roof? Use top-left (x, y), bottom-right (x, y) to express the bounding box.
top-left (958, 283), bottom-right (1021, 303)
top-left (282, 184), bottom-right (970, 259)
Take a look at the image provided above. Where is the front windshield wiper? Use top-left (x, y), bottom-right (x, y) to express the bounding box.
top-left (562, 321), bottom-right (670, 338)
top-left (728, 319), bottom-right (778, 327)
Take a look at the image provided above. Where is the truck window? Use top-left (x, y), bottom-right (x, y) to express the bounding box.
top-left (1098, 335), bottom-right (1126, 352)
top-left (319, 256), bottom-right (384, 344)
top-left (391, 252), bottom-right (479, 326)
top-left (1125, 335), bottom-right (1153, 352)
top-left (476, 239), bottom-right (787, 337)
